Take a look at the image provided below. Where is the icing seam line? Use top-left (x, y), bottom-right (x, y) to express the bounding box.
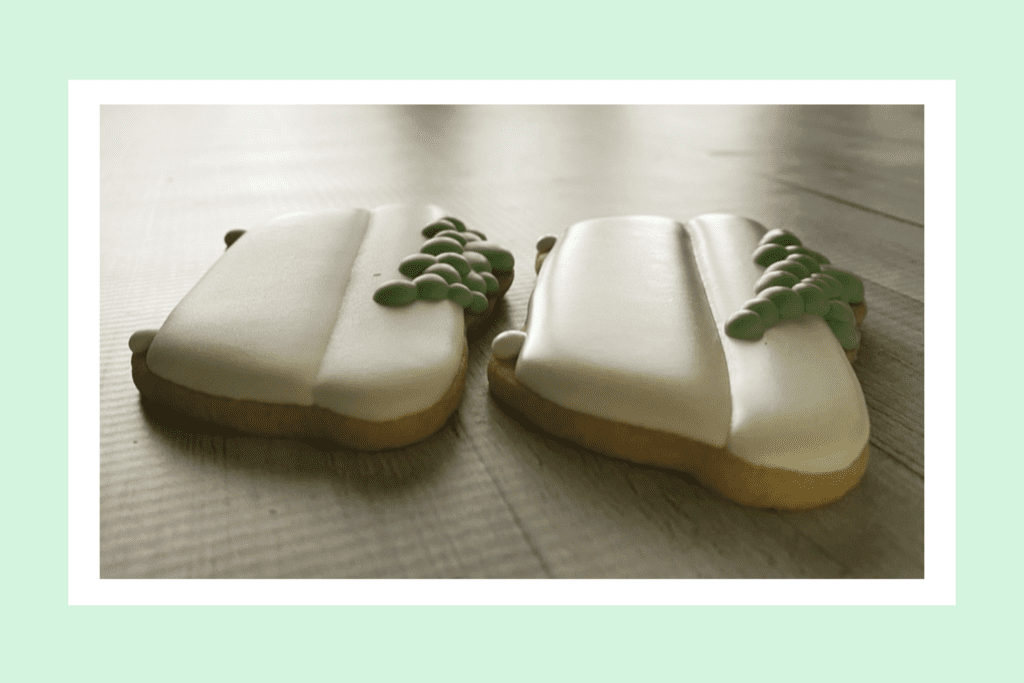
top-left (311, 208), bottom-right (373, 384)
top-left (681, 218), bottom-right (735, 443)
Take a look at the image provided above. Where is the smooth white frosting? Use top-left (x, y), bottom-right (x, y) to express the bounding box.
top-left (513, 214), bottom-right (870, 473)
top-left (146, 205), bottom-right (467, 421)
top-left (515, 216), bottom-right (732, 447)
top-left (313, 204), bottom-right (466, 421)
top-left (685, 214), bottom-right (869, 472)
top-left (146, 209), bottom-right (370, 405)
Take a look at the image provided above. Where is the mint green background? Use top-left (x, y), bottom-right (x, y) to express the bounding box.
top-left (7, 0), bottom-right (1016, 679)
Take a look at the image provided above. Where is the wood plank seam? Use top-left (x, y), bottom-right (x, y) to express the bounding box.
top-left (867, 439), bottom-right (924, 479)
top-left (771, 177), bottom-right (925, 227)
top-left (470, 447), bottom-right (554, 578)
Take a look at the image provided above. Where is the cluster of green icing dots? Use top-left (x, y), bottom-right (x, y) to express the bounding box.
top-left (372, 216), bottom-right (514, 315)
top-left (725, 228), bottom-right (865, 349)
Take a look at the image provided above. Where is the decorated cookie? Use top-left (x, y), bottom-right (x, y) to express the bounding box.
top-left (131, 205), bottom-right (514, 450)
top-left (488, 214), bottom-right (869, 511)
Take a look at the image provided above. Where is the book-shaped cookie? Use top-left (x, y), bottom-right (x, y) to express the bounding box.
top-left (487, 214), bottom-right (868, 510)
top-left (130, 205), bottom-right (514, 450)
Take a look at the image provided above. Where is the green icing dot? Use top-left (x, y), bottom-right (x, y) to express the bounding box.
top-left (398, 253), bottom-right (438, 278)
top-left (480, 271), bottom-right (499, 294)
top-left (463, 270), bottom-right (487, 294)
top-left (786, 253), bottom-right (820, 275)
top-left (467, 291), bottom-right (488, 314)
top-left (437, 252), bottom-right (471, 277)
top-left (793, 282), bottom-right (829, 317)
top-left (821, 265), bottom-right (864, 304)
top-left (435, 229), bottom-right (468, 246)
top-left (766, 259), bottom-right (809, 280)
top-left (464, 241), bottom-right (514, 272)
top-left (373, 280), bottom-right (418, 307)
top-left (758, 229), bottom-right (802, 248)
top-left (424, 263), bottom-right (461, 284)
top-left (753, 243), bottom-right (788, 267)
top-left (798, 276), bottom-right (825, 293)
top-left (754, 270), bottom-right (799, 293)
top-left (742, 297), bottom-right (780, 327)
top-left (447, 282), bottom-right (473, 308)
top-left (809, 272), bottom-right (842, 300)
top-left (825, 300), bottom-right (856, 325)
top-left (761, 286), bottom-right (804, 320)
top-left (827, 318), bottom-right (861, 350)
top-left (465, 228), bottom-right (487, 240)
top-left (414, 273), bottom-right (449, 300)
top-left (422, 221), bottom-right (454, 238)
top-left (786, 245), bottom-right (830, 264)
top-left (421, 236), bottom-right (464, 256)
top-left (725, 310), bottom-right (766, 340)
top-left (464, 251), bottom-right (492, 273)
top-left (442, 216), bottom-right (468, 232)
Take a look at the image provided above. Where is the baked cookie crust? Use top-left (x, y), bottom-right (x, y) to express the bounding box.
top-left (488, 354), bottom-right (870, 511)
top-left (134, 343), bottom-right (468, 451)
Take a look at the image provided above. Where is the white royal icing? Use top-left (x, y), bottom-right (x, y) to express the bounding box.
top-left (146, 209), bottom-right (371, 406)
top-left (146, 205), bottom-right (467, 421)
top-left (129, 329), bottom-right (158, 354)
top-left (513, 214), bottom-right (869, 474)
top-left (515, 216), bottom-right (732, 447)
top-left (491, 330), bottom-right (527, 361)
top-left (312, 204), bottom-right (466, 421)
top-left (685, 214), bottom-right (869, 472)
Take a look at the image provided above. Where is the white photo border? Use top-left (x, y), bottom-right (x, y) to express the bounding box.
top-left (70, 80), bottom-right (954, 605)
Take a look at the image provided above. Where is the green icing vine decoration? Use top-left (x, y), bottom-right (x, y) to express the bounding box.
top-left (373, 216), bottom-right (514, 312)
top-left (725, 228), bottom-right (864, 348)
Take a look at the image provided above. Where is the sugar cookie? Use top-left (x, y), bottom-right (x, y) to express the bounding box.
top-left (488, 214), bottom-right (868, 510)
top-left (132, 205), bottom-right (514, 449)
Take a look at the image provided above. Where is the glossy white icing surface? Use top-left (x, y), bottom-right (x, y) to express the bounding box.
top-left (685, 214), bottom-right (869, 472)
top-left (147, 209), bottom-right (370, 405)
top-left (515, 216), bottom-right (732, 447)
top-left (313, 204), bottom-right (466, 421)
top-left (146, 205), bottom-right (467, 421)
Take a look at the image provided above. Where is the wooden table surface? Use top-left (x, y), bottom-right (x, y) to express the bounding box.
top-left (100, 104), bottom-right (924, 579)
